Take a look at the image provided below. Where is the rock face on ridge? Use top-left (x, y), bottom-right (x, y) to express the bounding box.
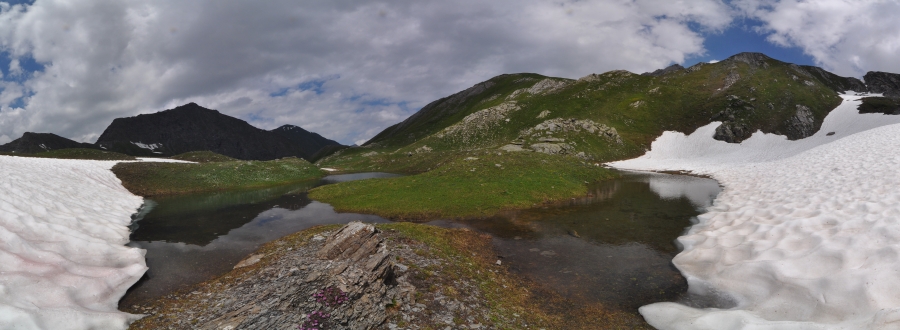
top-left (0, 132), bottom-right (98, 153)
top-left (270, 124), bottom-right (343, 160)
top-left (365, 80), bottom-right (498, 147)
top-left (95, 103), bottom-right (314, 160)
top-left (864, 71), bottom-right (900, 98)
top-left (642, 64), bottom-right (685, 77)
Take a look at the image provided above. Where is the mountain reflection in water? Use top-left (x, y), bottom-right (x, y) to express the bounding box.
top-left (122, 170), bottom-right (724, 315)
top-left (121, 173), bottom-right (400, 307)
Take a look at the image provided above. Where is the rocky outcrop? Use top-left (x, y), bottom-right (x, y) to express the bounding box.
top-left (785, 104), bottom-right (816, 139)
top-left (129, 222), bottom-right (517, 330)
top-left (529, 142), bottom-right (572, 154)
top-left (799, 66), bottom-right (867, 93)
top-left (271, 125), bottom-right (343, 160)
top-left (724, 52), bottom-right (772, 69)
top-left (527, 78), bottom-right (570, 95)
top-left (177, 222), bottom-right (410, 330)
top-left (642, 64), bottom-right (685, 77)
top-left (521, 118), bottom-right (622, 144)
top-left (713, 122), bottom-right (752, 143)
top-left (864, 71), bottom-right (900, 98)
top-left (506, 79), bottom-right (571, 100)
top-left (711, 95), bottom-right (757, 143)
top-left (435, 102), bottom-right (520, 145)
top-left (0, 132), bottom-right (98, 154)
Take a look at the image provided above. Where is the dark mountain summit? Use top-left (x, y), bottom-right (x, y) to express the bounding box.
top-left (0, 132), bottom-right (98, 154)
top-left (864, 71), bottom-right (900, 98)
top-left (270, 125), bottom-right (342, 160)
top-left (642, 64), bottom-right (685, 77)
top-left (95, 103), bottom-right (319, 161)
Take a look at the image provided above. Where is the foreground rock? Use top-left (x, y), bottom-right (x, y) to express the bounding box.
top-left (129, 222), bottom-right (406, 329)
top-left (127, 222), bottom-right (620, 330)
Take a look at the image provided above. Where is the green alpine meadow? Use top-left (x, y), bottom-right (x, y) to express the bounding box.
top-left (311, 53), bottom-right (860, 218)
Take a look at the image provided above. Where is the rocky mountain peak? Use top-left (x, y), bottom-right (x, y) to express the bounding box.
top-left (725, 52), bottom-right (775, 68)
top-left (642, 64), bottom-right (685, 77)
top-left (0, 132), bottom-right (97, 153)
top-left (864, 71), bottom-right (900, 98)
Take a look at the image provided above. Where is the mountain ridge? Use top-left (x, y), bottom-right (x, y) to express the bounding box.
top-left (0, 132), bottom-right (99, 154)
top-left (320, 52), bottom-right (899, 174)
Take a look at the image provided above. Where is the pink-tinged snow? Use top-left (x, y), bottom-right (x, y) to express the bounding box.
top-left (0, 156), bottom-right (146, 329)
top-left (609, 94), bottom-right (900, 329)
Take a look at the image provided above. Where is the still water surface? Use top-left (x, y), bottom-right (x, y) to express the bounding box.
top-left (430, 171), bottom-right (723, 311)
top-left (121, 173), bottom-right (400, 307)
top-left (121, 171), bottom-right (722, 315)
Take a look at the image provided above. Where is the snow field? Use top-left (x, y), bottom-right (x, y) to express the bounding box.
top-left (611, 94), bottom-right (900, 329)
top-left (0, 156), bottom-right (147, 329)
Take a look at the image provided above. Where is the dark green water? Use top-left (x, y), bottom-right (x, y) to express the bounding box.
top-left (120, 173), bottom-right (400, 307)
top-left (428, 171), bottom-right (722, 311)
top-left (121, 171), bottom-right (722, 315)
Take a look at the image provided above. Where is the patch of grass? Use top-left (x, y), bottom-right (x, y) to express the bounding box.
top-left (310, 152), bottom-right (616, 219)
top-left (0, 148), bottom-right (136, 160)
top-left (169, 150), bottom-right (238, 163)
top-left (112, 157), bottom-right (325, 196)
top-left (858, 96), bottom-right (900, 115)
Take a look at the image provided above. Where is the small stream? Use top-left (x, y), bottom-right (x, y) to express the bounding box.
top-left (121, 170), bottom-right (722, 319)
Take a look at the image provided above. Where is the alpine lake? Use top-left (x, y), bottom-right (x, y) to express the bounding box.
top-left (120, 170), bottom-right (724, 323)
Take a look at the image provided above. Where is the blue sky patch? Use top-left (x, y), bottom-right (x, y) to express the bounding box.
top-left (0, 52), bottom-right (45, 82)
top-left (269, 74), bottom-right (340, 97)
top-left (684, 19), bottom-right (815, 68)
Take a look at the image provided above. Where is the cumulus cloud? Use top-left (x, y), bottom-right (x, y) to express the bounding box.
top-left (733, 0), bottom-right (900, 77)
top-left (0, 0), bottom-right (732, 144)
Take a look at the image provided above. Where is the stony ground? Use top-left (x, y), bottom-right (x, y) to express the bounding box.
top-left (125, 222), bottom-right (651, 330)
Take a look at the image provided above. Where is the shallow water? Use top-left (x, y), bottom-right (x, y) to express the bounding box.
top-left (121, 171), bottom-right (722, 315)
top-left (429, 171), bottom-right (722, 311)
top-left (120, 173), bottom-right (400, 308)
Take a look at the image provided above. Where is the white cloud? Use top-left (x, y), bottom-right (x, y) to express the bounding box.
top-left (733, 0), bottom-right (900, 77)
top-left (0, 0), bottom-right (732, 145)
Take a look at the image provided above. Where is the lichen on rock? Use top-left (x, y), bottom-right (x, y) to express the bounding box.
top-left (435, 102), bottom-right (521, 145)
top-left (521, 118), bottom-right (622, 145)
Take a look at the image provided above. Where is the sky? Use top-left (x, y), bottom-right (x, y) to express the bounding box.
top-left (0, 0), bottom-right (898, 146)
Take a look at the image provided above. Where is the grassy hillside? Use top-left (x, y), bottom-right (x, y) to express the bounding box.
top-left (310, 152), bottom-right (616, 219)
top-left (0, 148), bottom-right (136, 160)
top-left (311, 53), bottom-right (858, 218)
top-left (321, 53), bottom-right (853, 174)
top-left (113, 157), bottom-right (325, 196)
top-left (169, 151), bottom-right (238, 163)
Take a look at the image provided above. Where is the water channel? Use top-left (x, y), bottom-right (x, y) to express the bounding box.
top-left (120, 171), bottom-right (722, 320)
